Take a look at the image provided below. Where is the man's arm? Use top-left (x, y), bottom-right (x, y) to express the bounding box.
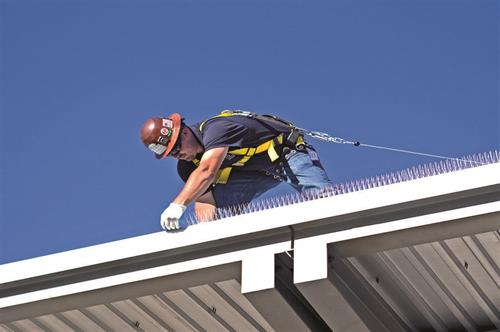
top-left (161, 147), bottom-right (228, 231)
top-left (173, 146), bottom-right (229, 206)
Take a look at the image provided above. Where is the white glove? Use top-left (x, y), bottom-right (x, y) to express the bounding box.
top-left (161, 203), bottom-right (187, 231)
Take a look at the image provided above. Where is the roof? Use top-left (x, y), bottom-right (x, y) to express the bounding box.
top-left (1, 153), bottom-right (499, 331)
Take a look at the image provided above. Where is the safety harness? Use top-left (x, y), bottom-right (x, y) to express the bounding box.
top-left (192, 110), bottom-right (306, 184)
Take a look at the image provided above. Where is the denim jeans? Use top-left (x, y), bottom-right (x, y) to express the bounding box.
top-left (212, 146), bottom-right (333, 209)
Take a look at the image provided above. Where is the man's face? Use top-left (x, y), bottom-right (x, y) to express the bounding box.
top-left (170, 127), bottom-right (202, 161)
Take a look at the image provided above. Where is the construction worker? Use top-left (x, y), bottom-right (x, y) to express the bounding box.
top-left (140, 111), bottom-right (333, 231)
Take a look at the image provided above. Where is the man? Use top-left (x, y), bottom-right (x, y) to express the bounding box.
top-left (140, 110), bottom-right (333, 231)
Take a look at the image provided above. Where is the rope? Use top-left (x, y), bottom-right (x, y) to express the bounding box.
top-left (295, 127), bottom-right (486, 166)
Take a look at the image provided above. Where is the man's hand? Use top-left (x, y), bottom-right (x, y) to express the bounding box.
top-left (161, 203), bottom-right (187, 231)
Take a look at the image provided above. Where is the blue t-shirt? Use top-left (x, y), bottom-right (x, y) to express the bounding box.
top-left (177, 115), bottom-right (291, 182)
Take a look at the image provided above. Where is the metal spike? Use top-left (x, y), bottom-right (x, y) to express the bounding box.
top-left (413, 166), bottom-right (419, 179)
top-left (312, 189), bottom-right (319, 200)
top-left (464, 155), bottom-right (470, 168)
top-left (418, 165), bottom-right (424, 178)
top-left (449, 159), bottom-right (456, 172)
top-left (275, 196), bottom-right (281, 207)
top-left (469, 155), bottom-right (475, 167)
top-left (444, 160), bottom-right (450, 172)
top-left (437, 160), bottom-right (444, 173)
top-left (463, 156), bottom-right (470, 169)
top-left (435, 161), bottom-right (441, 174)
top-left (230, 205), bottom-right (238, 216)
top-left (405, 168), bottom-right (413, 181)
top-left (306, 190), bottom-right (313, 200)
top-left (267, 198), bottom-right (275, 209)
top-left (478, 152), bottom-right (484, 164)
top-left (471, 154), bottom-right (477, 167)
top-left (395, 171), bottom-right (402, 182)
top-left (260, 199), bottom-right (267, 210)
top-left (394, 171), bottom-right (400, 183)
top-left (246, 202), bottom-right (254, 213)
top-left (266, 198), bottom-right (273, 209)
top-left (430, 163), bottom-right (435, 176)
top-left (423, 164), bottom-right (429, 177)
top-left (488, 151), bottom-right (493, 163)
top-left (369, 176), bottom-right (375, 188)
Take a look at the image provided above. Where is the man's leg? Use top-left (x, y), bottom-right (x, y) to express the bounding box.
top-left (195, 192), bottom-right (217, 222)
top-left (283, 146), bottom-right (333, 192)
top-left (212, 171), bottom-right (282, 210)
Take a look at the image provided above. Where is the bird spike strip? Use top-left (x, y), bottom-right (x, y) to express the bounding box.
top-left (182, 150), bottom-right (500, 226)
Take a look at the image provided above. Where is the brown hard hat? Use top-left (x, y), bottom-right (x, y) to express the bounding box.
top-left (140, 113), bottom-right (182, 159)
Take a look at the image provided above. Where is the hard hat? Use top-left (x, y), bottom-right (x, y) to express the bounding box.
top-left (140, 113), bottom-right (182, 159)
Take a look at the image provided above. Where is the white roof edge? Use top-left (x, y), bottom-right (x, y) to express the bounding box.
top-left (1, 162), bottom-right (499, 284)
top-left (1, 202), bottom-right (498, 311)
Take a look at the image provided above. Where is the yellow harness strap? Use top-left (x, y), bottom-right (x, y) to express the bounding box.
top-left (190, 134), bottom-right (284, 185)
top-left (215, 167), bottom-right (232, 184)
top-left (190, 158), bottom-right (233, 185)
top-left (193, 110), bottom-right (301, 184)
top-left (198, 111), bottom-right (235, 132)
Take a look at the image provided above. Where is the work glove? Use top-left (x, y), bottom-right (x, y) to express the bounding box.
top-left (161, 203), bottom-right (187, 231)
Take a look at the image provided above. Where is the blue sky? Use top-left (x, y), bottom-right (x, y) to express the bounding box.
top-left (0, 0), bottom-right (498, 264)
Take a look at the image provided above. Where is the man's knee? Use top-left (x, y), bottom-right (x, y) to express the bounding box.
top-left (195, 192), bottom-right (217, 221)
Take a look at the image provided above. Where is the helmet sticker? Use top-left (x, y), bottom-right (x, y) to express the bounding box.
top-left (157, 136), bottom-right (169, 144)
top-left (148, 143), bottom-right (167, 155)
top-left (162, 119), bottom-right (173, 128)
top-left (160, 127), bottom-right (171, 136)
